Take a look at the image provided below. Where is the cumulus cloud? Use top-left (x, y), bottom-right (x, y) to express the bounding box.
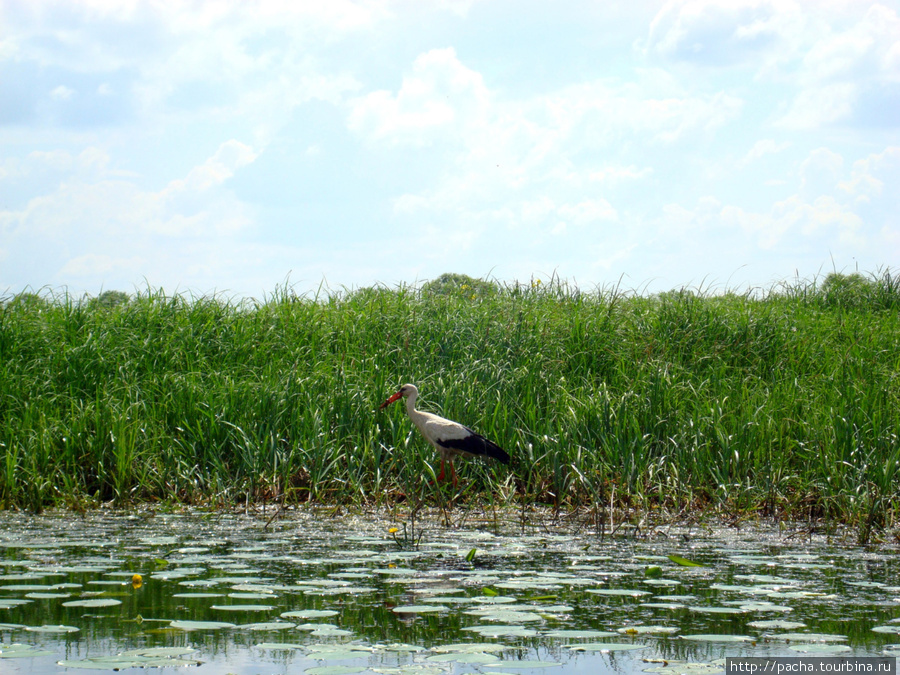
top-left (347, 47), bottom-right (489, 146)
top-left (166, 140), bottom-right (258, 194)
top-left (646, 1), bottom-right (900, 131)
top-left (644, 0), bottom-right (803, 66)
top-left (0, 140), bottom-right (259, 290)
top-left (799, 147), bottom-right (844, 195)
top-left (360, 45), bottom-right (742, 257)
top-left (840, 146), bottom-right (900, 203)
top-left (2, 1), bottom-right (897, 295)
top-left (778, 4), bottom-right (900, 129)
top-left (722, 194), bottom-right (863, 250)
top-left (739, 138), bottom-right (790, 167)
top-left (775, 82), bottom-right (858, 130)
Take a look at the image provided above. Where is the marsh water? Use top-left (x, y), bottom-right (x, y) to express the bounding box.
top-left (0, 508), bottom-right (898, 674)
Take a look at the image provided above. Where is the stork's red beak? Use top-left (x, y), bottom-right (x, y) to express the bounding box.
top-left (379, 390), bottom-right (403, 409)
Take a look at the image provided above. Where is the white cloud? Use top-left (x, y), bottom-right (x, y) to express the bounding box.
top-left (349, 44), bottom-right (748, 278)
top-left (347, 47), bottom-right (489, 146)
top-left (740, 138), bottom-right (790, 165)
top-left (166, 140), bottom-right (258, 194)
top-left (840, 146), bottom-right (900, 202)
top-left (723, 193), bottom-right (863, 250)
top-left (646, 1), bottom-right (900, 130)
top-left (644, 0), bottom-right (804, 67)
top-left (2, 1), bottom-right (898, 296)
top-left (28, 149), bottom-right (74, 172)
top-left (774, 82), bottom-right (857, 130)
top-left (558, 199), bottom-right (619, 227)
top-left (801, 4), bottom-right (900, 82)
top-left (1, 141), bottom-right (258, 260)
top-left (59, 252), bottom-right (144, 279)
top-left (799, 147), bottom-right (843, 195)
top-left (776, 4), bottom-right (900, 128)
top-left (50, 85), bottom-right (75, 101)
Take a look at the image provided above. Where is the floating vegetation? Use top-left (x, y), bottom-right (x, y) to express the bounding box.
top-left (681, 634), bottom-right (755, 643)
top-left (566, 643), bottom-right (648, 652)
top-left (748, 620), bottom-right (807, 629)
top-left (0, 510), bottom-right (898, 675)
top-left (57, 647), bottom-right (202, 670)
top-left (60, 598), bottom-right (122, 608)
top-left (618, 625), bottom-right (680, 635)
top-left (0, 644), bottom-right (56, 659)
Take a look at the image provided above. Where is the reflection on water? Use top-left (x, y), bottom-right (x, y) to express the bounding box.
top-left (0, 509), bottom-right (898, 674)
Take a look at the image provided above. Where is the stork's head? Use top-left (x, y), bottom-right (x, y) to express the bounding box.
top-left (379, 383), bottom-right (418, 409)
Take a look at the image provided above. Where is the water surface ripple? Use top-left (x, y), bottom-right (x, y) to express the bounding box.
top-left (0, 510), bottom-right (898, 674)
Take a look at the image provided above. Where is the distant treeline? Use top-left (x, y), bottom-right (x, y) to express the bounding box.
top-left (1, 271), bottom-right (898, 539)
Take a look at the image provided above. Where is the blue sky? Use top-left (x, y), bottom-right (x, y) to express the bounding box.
top-left (2, 0), bottom-right (899, 298)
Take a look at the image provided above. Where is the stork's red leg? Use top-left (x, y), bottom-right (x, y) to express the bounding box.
top-left (436, 457), bottom-right (446, 483)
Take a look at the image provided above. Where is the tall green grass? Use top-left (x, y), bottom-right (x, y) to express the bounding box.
top-left (1, 271), bottom-right (898, 531)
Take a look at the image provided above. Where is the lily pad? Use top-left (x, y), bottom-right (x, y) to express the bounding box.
top-left (380, 643), bottom-right (426, 653)
top-left (774, 633), bottom-right (848, 642)
top-left (57, 652), bottom-right (204, 670)
top-left (169, 620), bottom-right (236, 631)
top-left (240, 622), bottom-right (296, 631)
top-left (392, 605), bottom-right (449, 613)
top-left (689, 606), bottom-right (748, 615)
top-left (644, 581), bottom-right (683, 591)
top-left (25, 624), bottom-right (80, 633)
top-left (462, 625), bottom-right (539, 637)
top-left (586, 588), bottom-right (651, 597)
top-left (307, 649), bottom-right (368, 660)
top-left (788, 644), bottom-right (851, 654)
top-left (543, 629), bottom-right (618, 638)
top-left (62, 598), bottom-right (122, 608)
top-left (120, 648), bottom-right (199, 658)
top-left (736, 602), bottom-right (792, 613)
top-left (618, 625), bottom-right (679, 635)
top-left (668, 555), bottom-right (704, 567)
top-left (425, 652), bottom-right (499, 664)
top-left (0, 644), bottom-right (56, 658)
top-left (281, 610), bottom-right (339, 619)
top-left (681, 635), bottom-right (754, 643)
top-left (465, 609), bottom-right (544, 622)
top-left (566, 643), bottom-right (647, 652)
top-left (310, 628), bottom-right (354, 637)
top-left (748, 620), bottom-right (807, 630)
top-left (430, 643), bottom-right (509, 653)
top-left (305, 667), bottom-right (367, 675)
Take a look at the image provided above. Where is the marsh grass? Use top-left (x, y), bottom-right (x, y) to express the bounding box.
top-left (1, 271), bottom-right (898, 533)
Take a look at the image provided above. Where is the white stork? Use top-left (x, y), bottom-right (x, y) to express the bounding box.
top-left (379, 384), bottom-right (511, 486)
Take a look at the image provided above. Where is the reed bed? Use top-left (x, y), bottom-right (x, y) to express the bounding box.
top-left (1, 271), bottom-right (898, 533)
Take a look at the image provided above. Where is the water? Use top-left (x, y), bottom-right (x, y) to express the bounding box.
top-left (0, 508), bottom-right (898, 674)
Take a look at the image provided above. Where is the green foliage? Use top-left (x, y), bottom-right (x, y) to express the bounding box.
top-left (88, 290), bottom-right (131, 310)
top-left (421, 273), bottom-right (498, 299)
top-left (0, 272), bottom-right (899, 531)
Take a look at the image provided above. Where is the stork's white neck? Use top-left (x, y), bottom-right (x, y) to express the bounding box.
top-left (404, 389), bottom-right (419, 416)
